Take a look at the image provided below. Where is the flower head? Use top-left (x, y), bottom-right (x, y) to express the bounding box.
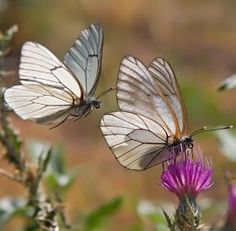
top-left (161, 148), bottom-right (213, 230)
top-left (161, 149), bottom-right (213, 199)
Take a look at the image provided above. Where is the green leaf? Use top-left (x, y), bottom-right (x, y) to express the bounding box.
top-left (44, 168), bottom-right (78, 192)
top-left (45, 146), bottom-right (78, 192)
top-left (0, 198), bottom-right (42, 230)
top-left (216, 130), bottom-right (236, 162)
top-left (137, 200), bottom-right (173, 231)
top-left (218, 74), bottom-right (236, 91)
top-left (27, 141), bottom-right (66, 175)
top-left (22, 222), bottom-right (41, 231)
top-left (3, 124), bottom-right (22, 155)
top-left (26, 140), bottom-right (78, 192)
top-left (49, 145), bottom-right (66, 174)
top-left (83, 197), bottom-right (123, 231)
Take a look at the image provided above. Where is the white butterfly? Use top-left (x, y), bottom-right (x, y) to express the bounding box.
top-left (4, 23), bottom-right (103, 128)
top-left (100, 56), bottom-right (193, 170)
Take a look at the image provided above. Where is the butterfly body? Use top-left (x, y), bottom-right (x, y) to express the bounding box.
top-left (73, 96), bottom-right (101, 118)
top-left (4, 23), bottom-right (103, 126)
top-left (84, 96), bottom-right (101, 109)
top-left (168, 136), bottom-right (193, 154)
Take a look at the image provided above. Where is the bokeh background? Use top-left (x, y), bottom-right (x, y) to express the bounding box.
top-left (1, 1), bottom-right (236, 230)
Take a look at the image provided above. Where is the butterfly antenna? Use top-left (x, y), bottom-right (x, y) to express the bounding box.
top-left (191, 125), bottom-right (234, 137)
top-left (97, 87), bottom-right (116, 98)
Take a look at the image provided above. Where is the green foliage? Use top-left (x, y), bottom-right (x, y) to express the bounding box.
top-left (0, 117), bottom-right (23, 168)
top-left (0, 25), bottom-right (18, 76)
top-left (82, 197), bottom-right (123, 231)
top-left (137, 200), bottom-right (171, 231)
top-left (0, 197), bottom-right (27, 223)
top-left (0, 137), bottom-right (124, 230)
top-left (27, 140), bottom-right (79, 193)
top-left (46, 146), bottom-right (78, 190)
top-left (0, 197), bottom-right (42, 231)
top-left (125, 224), bottom-right (143, 231)
top-left (0, 28), bottom-right (25, 173)
top-left (181, 83), bottom-right (221, 125)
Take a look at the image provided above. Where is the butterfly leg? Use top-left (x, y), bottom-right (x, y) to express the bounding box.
top-left (161, 161), bottom-right (165, 171)
top-left (84, 109), bottom-right (92, 118)
top-left (73, 108), bottom-right (91, 121)
top-left (49, 114), bottom-right (72, 130)
top-left (73, 114), bottom-right (84, 122)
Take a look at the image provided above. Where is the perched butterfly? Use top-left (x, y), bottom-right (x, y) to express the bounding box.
top-left (100, 56), bottom-right (231, 170)
top-left (4, 23), bottom-right (104, 128)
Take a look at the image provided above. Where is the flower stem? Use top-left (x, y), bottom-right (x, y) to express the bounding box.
top-left (175, 196), bottom-right (200, 231)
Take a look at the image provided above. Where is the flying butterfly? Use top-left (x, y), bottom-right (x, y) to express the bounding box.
top-left (100, 56), bottom-right (232, 170)
top-left (4, 23), bottom-right (105, 128)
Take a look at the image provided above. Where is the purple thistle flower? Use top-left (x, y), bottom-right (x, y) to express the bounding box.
top-left (161, 149), bottom-right (213, 199)
top-left (161, 148), bottom-right (213, 230)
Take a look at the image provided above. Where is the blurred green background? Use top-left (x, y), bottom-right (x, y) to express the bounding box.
top-left (1, 0), bottom-right (236, 230)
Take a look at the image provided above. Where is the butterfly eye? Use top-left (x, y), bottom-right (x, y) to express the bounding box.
top-left (186, 137), bottom-right (193, 148)
top-left (94, 100), bottom-right (101, 109)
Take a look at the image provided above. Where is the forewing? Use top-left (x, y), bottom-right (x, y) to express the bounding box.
top-left (19, 41), bottom-right (83, 99)
top-left (100, 111), bottom-right (173, 170)
top-left (148, 58), bottom-right (188, 135)
top-left (63, 23), bottom-right (103, 94)
top-left (117, 56), bottom-right (187, 139)
top-left (4, 84), bottom-right (76, 124)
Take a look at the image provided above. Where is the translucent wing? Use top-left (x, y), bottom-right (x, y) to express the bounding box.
top-left (4, 84), bottom-right (76, 124)
top-left (101, 111), bottom-right (173, 170)
top-left (117, 56), bottom-right (188, 140)
top-left (63, 23), bottom-right (103, 95)
top-left (19, 41), bottom-right (83, 99)
top-left (148, 58), bottom-right (188, 135)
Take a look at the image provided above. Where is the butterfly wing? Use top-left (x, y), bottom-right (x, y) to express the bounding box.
top-left (117, 56), bottom-right (188, 140)
top-left (101, 111), bottom-right (172, 170)
top-left (148, 58), bottom-right (188, 136)
top-left (63, 23), bottom-right (103, 95)
top-left (19, 41), bottom-right (83, 98)
top-left (4, 84), bottom-right (76, 124)
top-left (4, 42), bottom-right (84, 124)
top-left (102, 56), bottom-right (189, 170)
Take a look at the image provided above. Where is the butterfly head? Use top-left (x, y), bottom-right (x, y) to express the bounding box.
top-left (93, 87), bottom-right (115, 109)
top-left (87, 97), bottom-right (101, 109)
top-left (170, 136), bottom-right (193, 154)
top-left (183, 136), bottom-right (194, 149)
top-left (93, 98), bottom-right (101, 109)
